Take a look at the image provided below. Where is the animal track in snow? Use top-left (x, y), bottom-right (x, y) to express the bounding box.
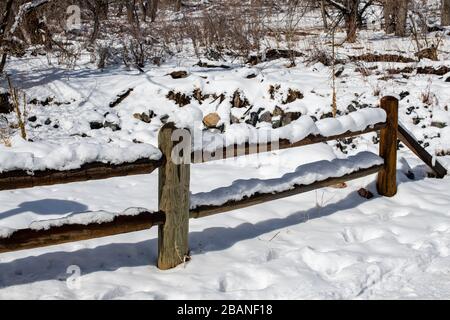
top-left (300, 247), bottom-right (358, 277)
top-left (341, 226), bottom-right (386, 243)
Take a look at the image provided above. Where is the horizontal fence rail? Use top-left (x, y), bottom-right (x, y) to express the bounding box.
top-left (0, 158), bottom-right (164, 191)
top-left (192, 122), bottom-right (387, 163)
top-left (190, 164), bottom-right (384, 219)
top-left (0, 211), bottom-right (165, 254)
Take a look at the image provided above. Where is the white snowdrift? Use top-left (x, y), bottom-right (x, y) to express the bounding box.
top-left (0, 208), bottom-right (150, 238)
top-left (196, 108), bottom-right (386, 152)
top-left (191, 151), bottom-right (383, 208)
top-left (0, 137), bottom-right (162, 173)
top-left (29, 207), bottom-right (149, 231)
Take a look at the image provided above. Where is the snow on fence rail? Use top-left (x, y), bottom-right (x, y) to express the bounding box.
top-left (0, 97), bottom-right (400, 270)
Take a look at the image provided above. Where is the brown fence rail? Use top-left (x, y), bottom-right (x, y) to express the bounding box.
top-left (0, 96), bottom-right (424, 270)
top-left (0, 158), bottom-right (164, 191)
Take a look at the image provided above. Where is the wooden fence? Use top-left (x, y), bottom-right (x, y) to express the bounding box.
top-left (0, 96), bottom-right (446, 269)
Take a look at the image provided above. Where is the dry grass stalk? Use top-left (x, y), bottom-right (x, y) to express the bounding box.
top-left (6, 76), bottom-right (27, 140)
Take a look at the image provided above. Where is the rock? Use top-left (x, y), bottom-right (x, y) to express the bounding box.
top-left (0, 92), bottom-right (12, 114)
top-left (272, 119), bottom-right (282, 129)
top-left (231, 115), bottom-right (240, 124)
top-left (399, 91), bottom-right (410, 100)
top-left (272, 106), bottom-right (284, 117)
top-left (246, 73), bottom-right (257, 79)
top-left (109, 88), bottom-right (134, 108)
top-left (44, 118), bottom-right (52, 125)
top-left (281, 112), bottom-right (301, 126)
top-left (320, 112), bottom-right (334, 120)
top-left (347, 105), bottom-right (357, 113)
top-left (104, 121), bottom-right (121, 131)
top-left (28, 116), bottom-right (37, 122)
top-left (413, 117), bottom-right (422, 125)
top-left (231, 91), bottom-right (249, 108)
top-left (283, 89), bottom-right (304, 104)
top-left (431, 121), bottom-right (447, 128)
top-left (247, 49), bottom-right (304, 65)
top-left (203, 113), bottom-right (221, 128)
top-left (446, 77), bottom-right (450, 82)
top-left (160, 114), bottom-right (169, 124)
top-left (246, 112), bottom-right (259, 127)
top-left (169, 71), bottom-right (189, 79)
top-left (358, 188), bottom-right (374, 199)
top-left (134, 111), bottom-right (155, 124)
top-left (167, 91), bottom-right (191, 107)
top-left (90, 122), bottom-right (104, 130)
top-left (334, 66), bottom-right (344, 78)
top-left (259, 111), bottom-right (272, 123)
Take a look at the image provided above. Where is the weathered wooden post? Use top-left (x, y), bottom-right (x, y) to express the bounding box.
top-left (158, 123), bottom-right (191, 270)
top-left (377, 96), bottom-right (398, 197)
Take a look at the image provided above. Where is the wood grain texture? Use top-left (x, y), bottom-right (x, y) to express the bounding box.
top-left (0, 211), bottom-right (165, 254)
top-left (157, 123), bottom-right (191, 270)
top-left (398, 124), bottom-right (447, 179)
top-left (0, 158), bottom-right (163, 191)
top-left (377, 96), bottom-right (398, 197)
top-left (191, 165), bottom-right (383, 219)
top-left (191, 123), bottom-right (386, 163)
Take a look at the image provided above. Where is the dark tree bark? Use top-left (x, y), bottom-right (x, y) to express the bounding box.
top-left (344, 0), bottom-right (360, 43)
top-left (384, 0), bottom-right (395, 34)
top-left (321, 0), bottom-right (329, 30)
top-left (384, 0), bottom-right (409, 36)
top-left (150, 0), bottom-right (158, 22)
top-left (443, 0), bottom-right (450, 26)
top-left (175, 0), bottom-right (182, 11)
top-left (0, 0), bottom-right (14, 74)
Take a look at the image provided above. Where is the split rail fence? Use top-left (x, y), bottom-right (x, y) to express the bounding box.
top-left (0, 96), bottom-right (446, 269)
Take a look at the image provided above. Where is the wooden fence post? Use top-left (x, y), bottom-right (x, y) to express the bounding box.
top-left (157, 123), bottom-right (191, 270)
top-left (377, 96), bottom-right (398, 197)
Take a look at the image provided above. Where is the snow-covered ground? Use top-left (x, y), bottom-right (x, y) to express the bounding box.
top-left (0, 144), bottom-right (450, 299)
top-left (1, 12), bottom-right (450, 299)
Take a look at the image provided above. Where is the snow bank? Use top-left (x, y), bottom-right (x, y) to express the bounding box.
top-left (0, 226), bottom-right (15, 239)
top-left (0, 137), bottom-right (162, 173)
top-left (196, 108), bottom-right (386, 152)
top-left (190, 151), bottom-right (383, 208)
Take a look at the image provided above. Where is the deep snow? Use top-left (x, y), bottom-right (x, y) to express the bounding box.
top-left (0, 10), bottom-right (450, 299)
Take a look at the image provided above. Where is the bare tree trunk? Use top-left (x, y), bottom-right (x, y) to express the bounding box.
top-left (175, 0), bottom-right (182, 11)
top-left (321, 0), bottom-right (328, 30)
top-left (345, 0), bottom-right (359, 43)
top-left (99, 0), bottom-right (109, 20)
top-left (0, 0), bottom-right (14, 74)
top-left (150, 0), bottom-right (158, 22)
top-left (127, 0), bottom-right (136, 24)
top-left (0, 0), bottom-right (14, 39)
top-left (395, 0), bottom-right (409, 36)
top-left (443, 0), bottom-right (450, 26)
top-left (384, 0), bottom-right (395, 34)
top-left (384, 0), bottom-right (409, 36)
